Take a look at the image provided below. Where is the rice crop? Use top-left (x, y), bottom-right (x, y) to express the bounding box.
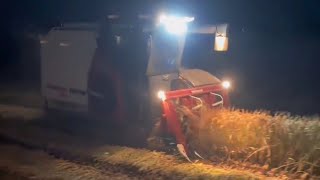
top-left (180, 107), bottom-right (320, 178)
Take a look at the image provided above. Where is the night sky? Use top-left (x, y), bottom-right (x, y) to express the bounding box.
top-left (1, 0), bottom-right (320, 114)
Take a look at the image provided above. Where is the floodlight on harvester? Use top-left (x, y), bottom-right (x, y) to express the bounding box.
top-left (158, 14), bottom-right (194, 35)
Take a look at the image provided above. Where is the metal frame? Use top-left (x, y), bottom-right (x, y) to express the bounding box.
top-left (160, 84), bottom-right (229, 153)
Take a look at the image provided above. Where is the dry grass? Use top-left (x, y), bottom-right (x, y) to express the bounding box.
top-left (0, 145), bottom-right (133, 180)
top-left (94, 145), bottom-right (259, 179)
top-left (0, 113), bottom-right (260, 179)
top-left (0, 104), bottom-right (44, 121)
top-left (182, 107), bottom-right (320, 178)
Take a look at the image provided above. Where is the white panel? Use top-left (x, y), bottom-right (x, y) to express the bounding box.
top-left (41, 28), bottom-right (97, 109)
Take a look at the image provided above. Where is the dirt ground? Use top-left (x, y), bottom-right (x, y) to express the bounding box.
top-left (0, 86), bottom-right (275, 179)
top-left (0, 145), bottom-right (136, 180)
top-left (0, 103), bottom-right (267, 179)
top-left (0, 84), bottom-right (146, 180)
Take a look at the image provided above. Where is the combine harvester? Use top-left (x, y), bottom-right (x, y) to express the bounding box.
top-left (40, 13), bottom-right (231, 160)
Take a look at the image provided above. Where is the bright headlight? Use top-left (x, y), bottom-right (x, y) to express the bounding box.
top-left (159, 14), bottom-right (194, 35)
top-left (157, 90), bottom-right (166, 101)
top-left (222, 81), bottom-right (231, 89)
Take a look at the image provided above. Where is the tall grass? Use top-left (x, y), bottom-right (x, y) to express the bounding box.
top-left (181, 107), bottom-right (320, 177)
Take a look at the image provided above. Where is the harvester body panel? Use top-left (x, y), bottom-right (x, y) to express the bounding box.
top-left (179, 69), bottom-right (221, 87)
top-left (40, 24), bottom-right (97, 111)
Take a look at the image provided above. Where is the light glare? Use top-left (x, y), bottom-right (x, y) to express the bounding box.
top-left (222, 81), bottom-right (231, 89)
top-left (214, 36), bottom-right (229, 51)
top-left (159, 14), bottom-right (194, 35)
top-left (165, 22), bottom-right (187, 35)
top-left (157, 90), bottom-right (166, 101)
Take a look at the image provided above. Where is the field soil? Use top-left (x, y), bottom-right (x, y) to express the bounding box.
top-left (0, 84), bottom-right (288, 179)
top-left (0, 103), bottom-right (270, 179)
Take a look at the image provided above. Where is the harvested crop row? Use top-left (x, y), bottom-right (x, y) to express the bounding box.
top-left (0, 121), bottom-right (261, 179)
top-left (0, 144), bottom-right (134, 180)
top-left (183, 107), bottom-right (320, 178)
top-left (93, 145), bottom-right (260, 180)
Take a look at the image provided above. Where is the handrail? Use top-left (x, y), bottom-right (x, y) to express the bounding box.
top-left (189, 95), bottom-right (203, 110)
top-left (210, 92), bottom-right (224, 107)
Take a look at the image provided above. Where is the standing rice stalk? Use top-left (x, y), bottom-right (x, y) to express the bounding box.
top-left (183, 107), bottom-right (320, 177)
